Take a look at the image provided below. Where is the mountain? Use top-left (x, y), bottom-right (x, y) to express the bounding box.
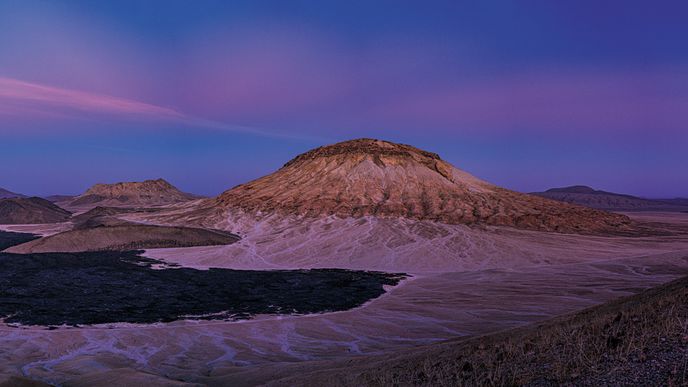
top-left (0, 188), bottom-right (26, 199)
top-left (531, 185), bottom-right (688, 212)
top-left (659, 198), bottom-right (688, 207)
top-left (210, 139), bottom-right (630, 234)
top-left (58, 178), bottom-right (202, 211)
top-left (44, 194), bottom-right (75, 203)
top-left (0, 197), bottom-right (72, 224)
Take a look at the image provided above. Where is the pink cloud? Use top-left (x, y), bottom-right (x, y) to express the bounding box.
top-left (0, 77), bottom-right (319, 140)
top-left (0, 77), bottom-right (184, 120)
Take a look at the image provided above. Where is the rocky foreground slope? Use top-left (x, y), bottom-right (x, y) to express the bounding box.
top-left (268, 275), bottom-right (688, 386)
top-left (211, 139), bottom-right (631, 234)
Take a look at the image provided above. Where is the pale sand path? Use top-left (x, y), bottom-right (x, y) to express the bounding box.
top-left (0, 222), bottom-right (72, 237)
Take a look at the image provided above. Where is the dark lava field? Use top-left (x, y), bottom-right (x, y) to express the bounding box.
top-left (0, 231), bottom-right (39, 251)
top-left (0, 232), bottom-right (404, 326)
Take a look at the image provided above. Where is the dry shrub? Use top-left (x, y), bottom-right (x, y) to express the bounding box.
top-left (363, 276), bottom-right (688, 386)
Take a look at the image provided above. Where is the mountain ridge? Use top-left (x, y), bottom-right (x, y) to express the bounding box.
top-left (0, 188), bottom-right (26, 199)
top-left (0, 197), bottom-right (72, 224)
top-left (532, 185), bottom-right (688, 212)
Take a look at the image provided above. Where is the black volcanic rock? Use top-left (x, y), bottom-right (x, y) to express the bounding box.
top-left (0, 197), bottom-right (72, 224)
top-left (0, 251), bottom-right (405, 326)
top-left (0, 231), bottom-right (39, 251)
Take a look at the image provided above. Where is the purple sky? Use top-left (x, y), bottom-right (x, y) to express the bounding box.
top-left (1, 1), bottom-right (686, 198)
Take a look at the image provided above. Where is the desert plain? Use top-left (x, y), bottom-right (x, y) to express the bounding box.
top-left (1, 210), bottom-right (686, 386)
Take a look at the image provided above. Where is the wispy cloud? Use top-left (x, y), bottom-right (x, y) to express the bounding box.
top-left (0, 77), bottom-right (183, 119)
top-left (0, 77), bottom-right (322, 141)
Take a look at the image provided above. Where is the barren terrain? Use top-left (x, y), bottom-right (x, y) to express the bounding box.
top-left (0, 212), bottom-right (686, 386)
top-left (1, 141), bottom-right (686, 386)
top-left (0, 197), bottom-right (72, 224)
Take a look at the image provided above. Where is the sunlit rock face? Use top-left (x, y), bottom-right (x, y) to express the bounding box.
top-left (210, 138), bottom-right (631, 234)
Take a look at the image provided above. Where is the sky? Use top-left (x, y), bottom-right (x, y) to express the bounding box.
top-left (0, 0), bottom-right (686, 198)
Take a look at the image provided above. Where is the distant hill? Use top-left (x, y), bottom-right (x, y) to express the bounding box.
top-left (44, 194), bottom-right (75, 203)
top-left (531, 185), bottom-right (688, 212)
top-left (0, 188), bottom-right (26, 199)
top-left (57, 178), bottom-right (202, 211)
top-left (0, 197), bottom-right (72, 224)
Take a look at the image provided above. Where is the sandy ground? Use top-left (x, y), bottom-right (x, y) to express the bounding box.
top-left (0, 222), bottom-right (72, 237)
top-left (1, 213), bottom-right (688, 386)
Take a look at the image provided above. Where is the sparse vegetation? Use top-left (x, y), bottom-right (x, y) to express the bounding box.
top-left (358, 276), bottom-right (688, 386)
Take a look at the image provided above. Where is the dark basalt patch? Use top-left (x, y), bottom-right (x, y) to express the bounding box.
top-left (0, 250), bottom-right (405, 326)
top-left (0, 231), bottom-right (40, 251)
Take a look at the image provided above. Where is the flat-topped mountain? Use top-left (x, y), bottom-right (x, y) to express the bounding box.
top-left (213, 139), bottom-right (631, 234)
top-left (0, 188), bottom-right (26, 199)
top-left (58, 178), bottom-right (201, 211)
top-left (0, 197), bottom-right (72, 224)
top-left (532, 185), bottom-right (688, 212)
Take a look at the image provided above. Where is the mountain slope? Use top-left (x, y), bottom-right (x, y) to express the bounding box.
top-left (0, 197), bottom-right (72, 224)
top-left (532, 185), bottom-right (688, 212)
top-left (0, 188), bottom-right (26, 199)
top-left (44, 194), bottom-right (75, 203)
top-left (212, 139), bottom-right (631, 234)
top-left (5, 224), bottom-right (239, 253)
top-left (58, 178), bottom-right (201, 211)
